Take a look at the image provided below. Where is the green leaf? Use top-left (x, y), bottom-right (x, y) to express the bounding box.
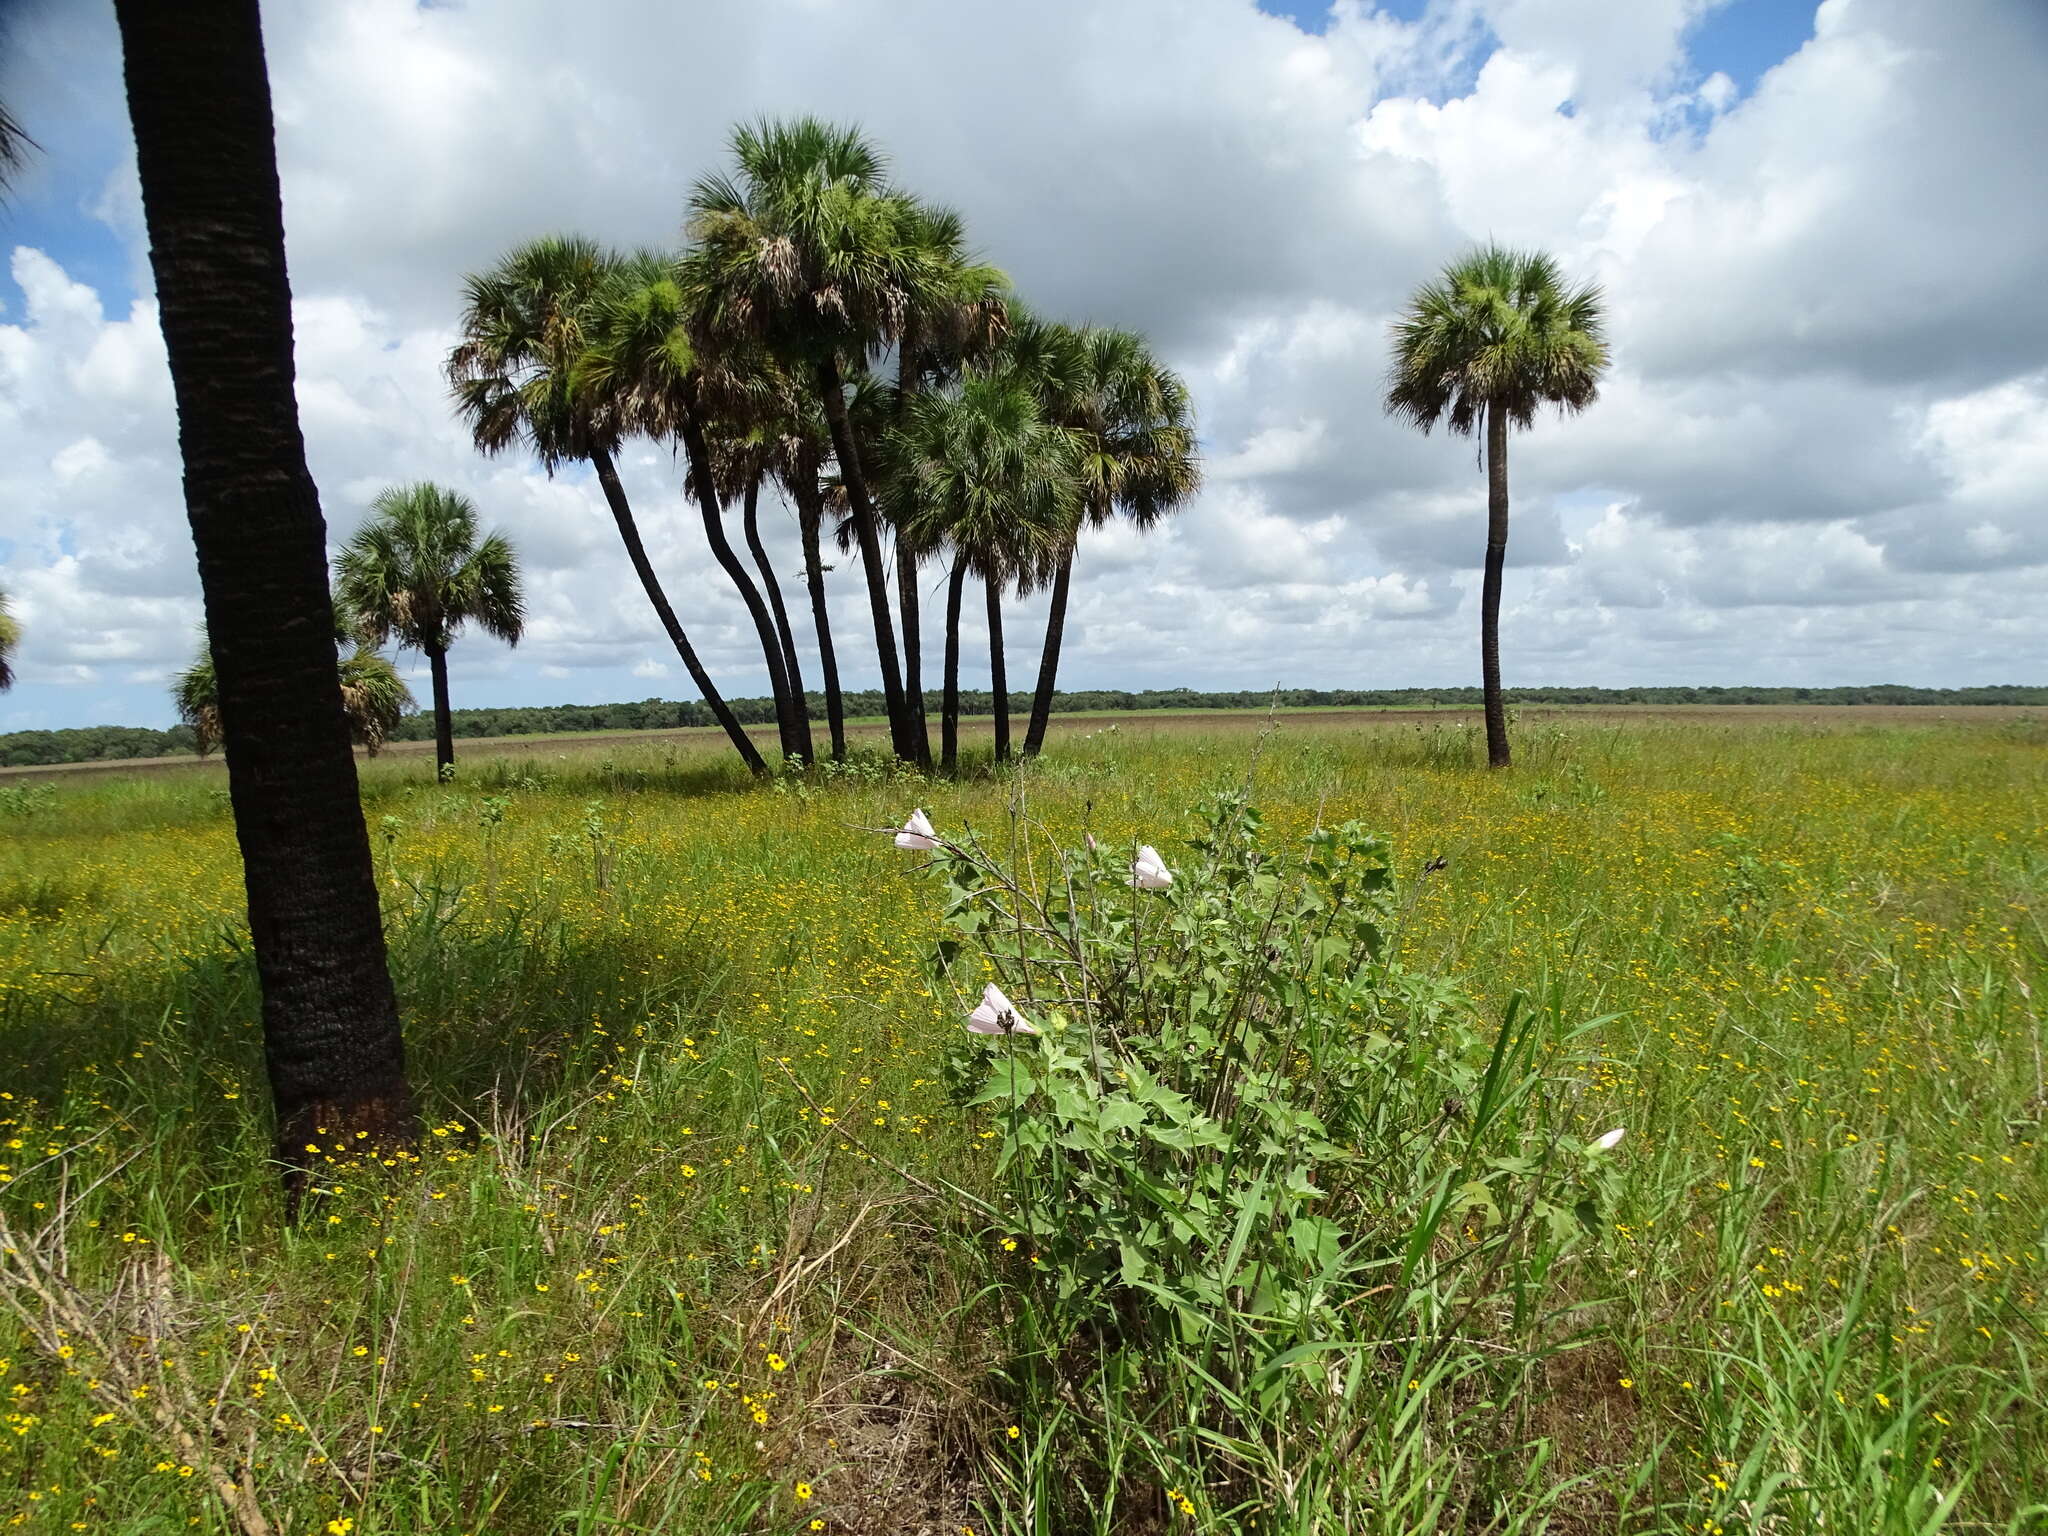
top-left (1288, 1215), bottom-right (1342, 1269)
top-left (1098, 1099), bottom-right (1148, 1136)
top-left (969, 1065), bottom-right (1037, 1106)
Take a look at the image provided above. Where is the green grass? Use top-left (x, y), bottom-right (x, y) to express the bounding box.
top-left (1, 715), bottom-right (2044, 1533)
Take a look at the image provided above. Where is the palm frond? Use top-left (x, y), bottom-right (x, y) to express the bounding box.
top-left (0, 588), bottom-right (18, 691)
top-left (1384, 243), bottom-right (1609, 436)
top-left (0, 96), bottom-right (37, 196)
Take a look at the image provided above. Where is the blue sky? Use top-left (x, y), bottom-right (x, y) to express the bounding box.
top-left (1256, 0), bottom-right (1818, 96)
top-left (3, 0), bottom-right (2045, 734)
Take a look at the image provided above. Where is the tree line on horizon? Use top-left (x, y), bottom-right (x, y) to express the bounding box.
top-left (7, 682), bottom-right (2047, 769)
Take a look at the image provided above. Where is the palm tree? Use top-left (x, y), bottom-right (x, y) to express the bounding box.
top-left (888, 369), bottom-right (1077, 772)
top-left (0, 590), bottom-right (18, 691)
top-left (1386, 244), bottom-right (1608, 768)
top-left (887, 201), bottom-right (1010, 770)
top-left (685, 117), bottom-right (942, 762)
top-left (1017, 321), bottom-right (1199, 759)
top-left (177, 636), bottom-right (414, 757)
top-left (578, 257), bottom-right (809, 764)
top-left (114, 0), bottom-right (415, 1180)
top-left (333, 483), bottom-right (524, 778)
top-left (754, 370), bottom-right (848, 760)
top-left (708, 415), bottom-right (815, 765)
top-left (449, 237), bottom-right (767, 776)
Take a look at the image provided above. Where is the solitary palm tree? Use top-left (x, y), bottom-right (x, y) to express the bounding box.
top-left (888, 369), bottom-right (1077, 771)
top-left (685, 117), bottom-right (942, 762)
top-left (1016, 320), bottom-right (1199, 759)
top-left (334, 484), bottom-right (524, 778)
top-left (450, 237), bottom-right (767, 775)
top-left (1385, 244), bottom-right (1608, 768)
top-left (0, 590), bottom-right (18, 690)
top-left (114, 0), bottom-right (415, 1182)
top-left (177, 636), bottom-right (414, 757)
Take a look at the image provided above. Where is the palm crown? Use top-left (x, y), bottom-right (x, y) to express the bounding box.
top-left (684, 117), bottom-right (938, 364)
top-left (1385, 243), bottom-right (1608, 436)
top-left (1009, 316), bottom-right (1200, 530)
top-left (335, 484), bottom-right (524, 655)
top-left (449, 235), bottom-right (619, 471)
top-left (887, 368), bottom-right (1080, 589)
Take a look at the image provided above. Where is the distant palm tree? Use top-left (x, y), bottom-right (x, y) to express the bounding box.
top-left (0, 589), bottom-right (18, 690)
top-left (888, 369), bottom-right (1077, 771)
top-left (1016, 320), bottom-right (1199, 759)
top-left (334, 483), bottom-right (523, 778)
top-left (176, 636), bottom-right (413, 757)
top-left (113, 0), bottom-right (415, 1181)
top-left (449, 237), bottom-right (768, 776)
top-left (685, 117), bottom-right (942, 762)
top-left (1386, 244), bottom-right (1607, 768)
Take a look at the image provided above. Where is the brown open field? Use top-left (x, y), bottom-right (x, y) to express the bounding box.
top-left (2, 700), bottom-right (2038, 784)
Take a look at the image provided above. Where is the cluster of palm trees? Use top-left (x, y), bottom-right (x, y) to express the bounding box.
top-left (172, 484), bottom-right (525, 776)
top-left (450, 117), bottom-right (1199, 776)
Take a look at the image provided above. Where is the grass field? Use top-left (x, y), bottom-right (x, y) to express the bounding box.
top-left (1, 712), bottom-right (2044, 1534)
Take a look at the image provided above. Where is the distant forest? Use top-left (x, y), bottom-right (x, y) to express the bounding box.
top-left (5, 684), bottom-right (2045, 768)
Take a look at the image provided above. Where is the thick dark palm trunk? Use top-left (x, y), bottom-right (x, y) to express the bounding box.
top-left (1022, 545), bottom-right (1075, 759)
top-left (115, 0), bottom-right (414, 1186)
top-left (742, 469), bottom-right (813, 764)
top-left (795, 473), bottom-right (846, 762)
top-left (426, 641), bottom-right (454, 777)
top-left (896, 541), bottom-right (932, 770)
top-left (941, 560), bottom-right (966, 775)
top-left (678, 412), bottom-right (802, 764)
top-left (815, 352), bottom-right (913, 760)
top-left (590, 444), bottom-right (765, 775)
top-left (1481, 404), bottom-right (1511, 769)
top-left (987, 574), bottom-right (1011, 764)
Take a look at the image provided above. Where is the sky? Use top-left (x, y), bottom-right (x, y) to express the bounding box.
top-left (1, 0), bottom-right (2044, 733)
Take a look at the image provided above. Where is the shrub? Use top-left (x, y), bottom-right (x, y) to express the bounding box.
top-left (923, 791), bottom-right (1623, 1524)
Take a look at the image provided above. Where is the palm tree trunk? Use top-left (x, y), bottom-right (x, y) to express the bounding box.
top-left (1022, 544), bottom-right (1075, 759)
top-left (893, 341), bottom-right (931, 770)
top-left (987, 573), bottom-right (1010, 764)
top-left (677, 411), bottom-right (802, 764)
top-left (743, 467), bottom-right (813, 764)
top-left (897, 541), bottom-right (933, 770)
top-left (815, 351), bottom-right (913, 760)
top-left (1481, 403), bottom-right (1511, 769)
top-left (426, 640), bottom-right (454, 777)
top-left (941, 559), bottom-right (965, 775)
top-left (589, 444), bottom-right (765, 775)
top-left (115, 0), bottom-right (415, 1193)
top-left (794, 471), bottom-right (846, 762)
